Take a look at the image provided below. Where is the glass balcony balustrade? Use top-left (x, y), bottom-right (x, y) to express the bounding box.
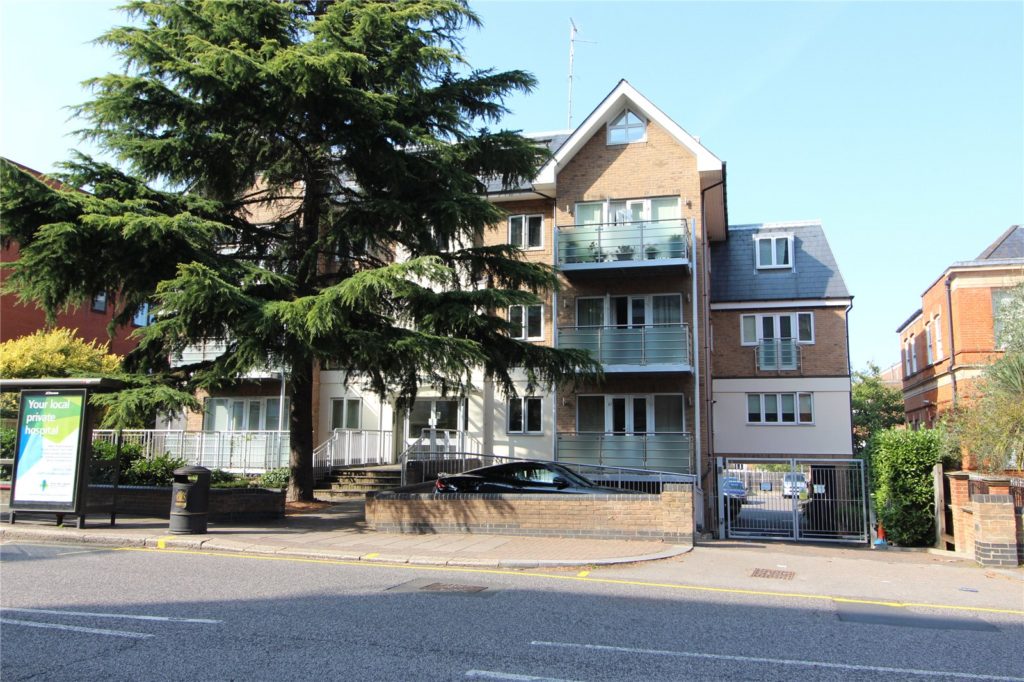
top-left (555, 432), bottom-right (693, 475)
top-left (556, 219), bottom-right (690, 269)
top-left (757, 338), bottom-right (801, 371)
top-left (559, 324), bottom-right (691, 369)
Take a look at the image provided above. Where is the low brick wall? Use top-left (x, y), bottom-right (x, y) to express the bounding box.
top-left (972, 494), bottom-right (1022, 567)
top-left (365, 483), bottom-right (694, 545)
top-left (2, 484), bottom-right (284, 521)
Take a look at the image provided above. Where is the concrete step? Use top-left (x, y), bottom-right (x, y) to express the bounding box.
top-left (313, 489), bottom-right (369, 502)
top-left (324, 482), bottom-right (397, 493)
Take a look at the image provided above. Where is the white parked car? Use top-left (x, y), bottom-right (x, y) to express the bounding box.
top-left (782, 472), bottom-right (807, 498)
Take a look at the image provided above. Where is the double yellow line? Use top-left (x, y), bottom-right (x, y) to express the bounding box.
top-left (116, 546), bottom-right (1024, 617)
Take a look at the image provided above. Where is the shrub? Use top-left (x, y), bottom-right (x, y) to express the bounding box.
top-left (209, 469), bottom-right (249, 488)
top-left (257, 467), bottom-right (290, 489)
top-left (866, 429), bottom-right (945, 547)
top-left (122, 454), bottom-right (186, 487)
top-left (1, 427), bottom-right (14, 479)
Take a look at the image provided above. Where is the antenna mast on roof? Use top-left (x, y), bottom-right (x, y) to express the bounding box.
top-left (567, 19), bottom-right (596, 129)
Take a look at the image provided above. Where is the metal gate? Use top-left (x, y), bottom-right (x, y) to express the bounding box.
top-left (718, 458), bottom-right (868, 544)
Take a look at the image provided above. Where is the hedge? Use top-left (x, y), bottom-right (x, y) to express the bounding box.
top-left (867, 428), bottom-right (944, 547)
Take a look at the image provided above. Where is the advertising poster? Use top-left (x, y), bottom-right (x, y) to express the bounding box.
top-left (11, 390), bottom-right (87, 509)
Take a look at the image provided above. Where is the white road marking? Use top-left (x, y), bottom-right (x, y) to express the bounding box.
top-left (465, 672), bottom-right (580, 682)
top-left (1, 618), bottom-right (153, 639)
top-left (1, 607), bottom-right (221, 624)
top-left (531, 641), bottom-right (1024, 681)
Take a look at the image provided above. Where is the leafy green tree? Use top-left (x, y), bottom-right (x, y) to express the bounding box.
top-left (0, 0), bottom-right (596, 501)
top-left (945, 353), bottom-right (1024, 473)
top-left (851, 362), bottom-right (905, 455)
top-left (994, 282), bottom-right (1024, 352)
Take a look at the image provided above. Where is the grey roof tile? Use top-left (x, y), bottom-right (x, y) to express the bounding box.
top-left (710, 222), bottom-right (851, 303)
top-left (976, 225), bottom-right (1023, 260)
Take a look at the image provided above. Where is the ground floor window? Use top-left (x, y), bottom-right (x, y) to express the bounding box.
top-left (203, 397), bottom-right (290, 431)
top-left (508, 397), bottom-right (543, 434)
top-left (406, 398), bottom-right (465, 439)
top-left (576, 394), bottom-right (685, 433)
top-left (746, 392), bottom-right (813, 424)
top-left (331, 398), bottom-right (361, 430)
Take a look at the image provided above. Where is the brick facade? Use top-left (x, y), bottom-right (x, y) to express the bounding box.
top-left (365, 483), bottom-right (694, 544)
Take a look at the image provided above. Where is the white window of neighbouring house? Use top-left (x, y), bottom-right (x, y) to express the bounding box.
top-left (933, 314), bottom-right (943, 360)
top-left (508, 396), bottom-right (543, 434)
top-left (91, 292), bottom-right (108, 312)
top-left (509, 214), bottom-right (543, 250)
top-left (575, 197), bottom-right (679, 226)
top-left (754, 235), bottom-right (792, 269)
top-left (331, 398), bottom-right (362, 430)
top-left (910, 334), bottom-right (918, 374)
top-left (581, 294), bottom-right (682, 328)
top-left (740, 312), bottom-right (814, 345)
top-left (924, 323), bottom-right (933, 365)
top-left (903, 339), bottom-right (911, 375)
top-left (509, 304), bottom-right (543, 340)
top-left (577, 298), bottom-right (604, 327)
top-left (746, 393), bottom-right (814, 424)
top-left (407, 398), bottom-right (464, 440)
top-left (132, 302), bottom-right (152, 327)
top-left (607, 109), bottom-right (646, 144)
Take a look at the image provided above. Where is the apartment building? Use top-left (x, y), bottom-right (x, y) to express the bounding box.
top-left (159, 81), bottom-right (853, 528)
top-left (897, 225), bottom-right (1024, 427)
top-left (709, 222), bottom-right (853, 461)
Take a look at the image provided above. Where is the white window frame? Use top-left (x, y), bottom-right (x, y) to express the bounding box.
top-left (132, 302), bottom-right (152, 327)
top-left (330, 397), bottom-right (362, 430)
top-left (508, 396), bottom-right (543, 434)
top-left (924, 323), bottom-right (934, 366)
top-left (903, 339), bottom-right (912, 375)
top-left (575, 394), bottom-right (686, 434)
top-left (746, 392), bottom-right (814, 425)
top-left (508, 214), bottom-right (544, 250)
top-left (740, 312), bottom-right (814, 345)
top-left (754, 234), bottom-right (793, 269)
top-left (203, 396), bottom-right (289, 432)
top-left (606, 108), bottom-right (647, 145)
top-left (91, 292), bottom-right (108, 312)
top-left (933, 314), bottom-right (943, 360)
top-left (574, 197), bottom-right (679, 225)
top-left (509, 304), bottom-right (544, 341)
top-left (577, 293), bottom-right (683, 328)
top-left (909, 334), bottom-right (918, 374)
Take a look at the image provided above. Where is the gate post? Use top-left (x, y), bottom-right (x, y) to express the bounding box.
top-left (716, 457), bottom-right (726, 539)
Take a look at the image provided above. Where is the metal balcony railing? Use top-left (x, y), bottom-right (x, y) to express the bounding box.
top-left (556, 219), bottom-right (689, 267)
top-left (559, 324), bottom-right (691, 368)
top-left (555, 432), bottom-right (693, 474)
top-left (756, 339), bottom-right (801, 371)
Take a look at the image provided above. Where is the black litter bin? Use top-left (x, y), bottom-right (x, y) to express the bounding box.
top-left (169, 465), bottom-right (211, 534)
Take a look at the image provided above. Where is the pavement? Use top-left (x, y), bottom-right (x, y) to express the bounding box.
top-left (2, 500), bottom-right (1022, 614)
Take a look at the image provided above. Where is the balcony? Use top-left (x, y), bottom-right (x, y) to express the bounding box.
top-left (556, 432), bottom-right (693, 474)
top-left (556, 219), bottom-right (690, 275)
top-left (756, 339), bottom-right (801, 372)
top-left (559, 324), bottom-right (691, 372)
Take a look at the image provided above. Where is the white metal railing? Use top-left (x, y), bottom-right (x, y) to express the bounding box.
top-left (556, 218), bottom-right (689, 266)
top-left (559, 324), bottom-right (691, 367)
top-left (312, 429), bottom-right (394, 481)
top-left (756, 339), bottom-right (801, 371)
top-left (555, 432), bottom-right (693, 475)
top-left (399, 450), bottom-right (695, 494)
top-left (92, 429), bottom-right (289, 474)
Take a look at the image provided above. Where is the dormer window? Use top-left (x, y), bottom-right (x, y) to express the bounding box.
top-left (755, 235), bottom-right (793, 269)
top-left (607, 109), bottom-right (646, 144)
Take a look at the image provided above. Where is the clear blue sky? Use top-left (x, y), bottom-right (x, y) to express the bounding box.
top-left (2, 1), bottom-right (1022, 372)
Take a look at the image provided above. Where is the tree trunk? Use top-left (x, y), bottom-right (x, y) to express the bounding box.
top-left (286, 354), bottom-right (315, 502)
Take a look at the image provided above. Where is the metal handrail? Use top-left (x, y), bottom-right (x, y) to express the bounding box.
top-left (756, 338), bottom-right (801, 371)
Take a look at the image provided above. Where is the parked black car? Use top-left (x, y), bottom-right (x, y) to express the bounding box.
top-left (395, 461), bottom-right (641, 495)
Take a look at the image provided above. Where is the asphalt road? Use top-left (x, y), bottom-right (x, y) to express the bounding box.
top-left (1, 542), bottom-right (1022, 681)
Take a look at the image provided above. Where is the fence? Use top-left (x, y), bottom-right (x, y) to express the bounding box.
top-left (312, 430), bottom-right (394, 480)
top-left (93, 429), bottom-right (290, 474)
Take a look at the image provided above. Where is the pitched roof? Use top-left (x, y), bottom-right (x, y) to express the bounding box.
top-left (483, 132), bottom-right (571, 195)
top-left (975, 225), bottom-right (1023, 260)
top-left (710, 222), bottom-right (851, 303)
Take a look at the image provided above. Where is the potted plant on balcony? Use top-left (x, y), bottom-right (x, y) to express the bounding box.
top-left (667, 235), bottom-right (685, 259)
top-left (645, 245), bottom-right (659, 260)
top-left (615, 244), bottom-right (635, 261)
top-left (587, 241), bottom-right (605, 263)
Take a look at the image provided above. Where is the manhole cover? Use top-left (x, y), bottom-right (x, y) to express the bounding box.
top-left (751, 568), bottom-right (795, 580)
top-left (420, 582), bottom-right (488, 593)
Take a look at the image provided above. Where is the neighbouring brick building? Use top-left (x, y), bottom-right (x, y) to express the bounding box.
top-left (0, 159), bottom-right (143, 356)
top-left (896, 225), bottom-right (1024, 427)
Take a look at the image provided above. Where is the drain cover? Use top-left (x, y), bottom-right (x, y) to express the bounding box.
top-left (386, 578), bottom-right (497, 597)
top-left (420, 582), bottom-right (488, 593)
top-left (751, 568), bottom-right (795, 580)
